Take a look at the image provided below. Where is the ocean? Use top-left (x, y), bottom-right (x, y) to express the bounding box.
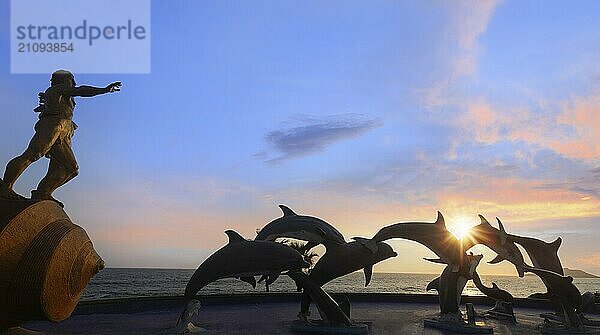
top-left (81, 268), bottom-right (600, 301)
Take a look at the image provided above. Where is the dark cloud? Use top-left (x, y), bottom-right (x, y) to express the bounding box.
top-left (262, 114), bottom-right (383, 163)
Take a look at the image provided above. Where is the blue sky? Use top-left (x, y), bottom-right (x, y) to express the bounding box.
top-left (1, 0), bottom-right (599, 275)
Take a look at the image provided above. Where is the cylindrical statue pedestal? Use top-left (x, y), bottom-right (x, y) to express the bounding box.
top-left (0, 199), bottom-right (104, 330)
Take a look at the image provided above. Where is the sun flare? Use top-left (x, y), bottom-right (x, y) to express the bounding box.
top-left (449, 218), bottom-right (474, 240)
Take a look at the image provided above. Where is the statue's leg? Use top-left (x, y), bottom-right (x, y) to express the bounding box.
top-left (2, 120), bottom-right (60, 198)
top-left (33, 138), bottom-right (78, 199)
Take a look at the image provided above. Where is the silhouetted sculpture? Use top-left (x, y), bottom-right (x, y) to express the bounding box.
top-left (498, 220), bottom-right (600, 333)
top-left (427, 262), bottom-right (516, 322)
top-left (177, 230), bottom-right (309, 331)
top-left (365, 212), bottom-right (528, 333)
top-left (0, 70), bottom-right (121, 204)
top-left (253, 204), bottom-right (347, 291)
top-left (254, 206), bottom-right (374, 333)
top-left (298, 240), bottom-right (397, 320)
top-left (472, 272), bottom-right (516, 322)
top-left (255, 205), bottom-right (346, 251)
top-left (0, 199), bottom-right (104, 333)
top-left (466, 216), bottom-right (526, 277)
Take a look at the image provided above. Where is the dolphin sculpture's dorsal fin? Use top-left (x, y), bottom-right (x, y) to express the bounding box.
top-left (435, 211), bottom-right (445, 227)
top-left (279, 204), bottom-right (297, 217)
top-left (492, 283), bottom-right (499, 289)
top-left (497, 218), bottom-right (508, 245)
top-left (479, 214), bottom-right (491, 226)
top-left (225, 230), bottom-right (246, 244)
top-left (550, 237), bottom-right (562, 251)
top-left (363, 265), bottom-right (373, 287)
top-left (353, 237), bottom-right (379, 253)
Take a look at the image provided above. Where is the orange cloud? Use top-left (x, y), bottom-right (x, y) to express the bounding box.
top-left (549, 94), bottom-right (600, 159)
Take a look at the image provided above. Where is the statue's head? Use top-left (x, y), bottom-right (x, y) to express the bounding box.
top-left (51, 70), bottom-right (76, 87)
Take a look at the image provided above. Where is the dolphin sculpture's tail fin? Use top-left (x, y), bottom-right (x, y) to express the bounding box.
top-left (364, 265), bottom-right (373, 286)
top-left (496, 218), bottom-right (508, 245)
top-left (352, 237), bottom-right (378, 253)
top-left (426, 277), bottom-right (440, 292)
top-left (258, 273), bottom-right (280, 292)
top-left (176, 299), bottom-right (202, 331)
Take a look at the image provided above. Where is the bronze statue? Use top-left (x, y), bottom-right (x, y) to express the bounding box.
top-left (0, 70), bottom-right (121, 204)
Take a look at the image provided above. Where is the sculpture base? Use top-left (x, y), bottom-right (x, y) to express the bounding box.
top-left (0, 327), bottom-right (46, 335)
top-left (481, 302), bottom-right (516, 323)
top-left (290, 319), bottom-right (369, 334)
top-left (538, 319), bottom-right (600, 335)
top-left (540, 313), bottom-right (600, 328)
top-left (423, 317), bottom-right (493, 334)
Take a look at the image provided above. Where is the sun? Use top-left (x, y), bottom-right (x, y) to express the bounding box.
top-left (449, 218), bottom-right (473, 240)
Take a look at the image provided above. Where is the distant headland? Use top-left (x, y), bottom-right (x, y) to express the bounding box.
top-left (563, 268), bottom-right (599, 278)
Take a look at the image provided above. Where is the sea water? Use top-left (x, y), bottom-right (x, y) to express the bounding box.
top-left (82, 268), bottom-right (600, 301)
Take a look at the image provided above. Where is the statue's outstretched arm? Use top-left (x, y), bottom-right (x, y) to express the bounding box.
top-left (61, 82), bottom-right (121, 97)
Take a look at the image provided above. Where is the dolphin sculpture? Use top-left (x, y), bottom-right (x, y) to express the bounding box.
top-left (310, 240), bottom-right (397, 286)
top-left (177, 230), bottom-right (310, 329)
top-left (499, 220), bottom-right (564, 303)
top-left (359, 212), bottom-right (467, 270)
top-left (466, 216), bottom-right (526, 277)
top-left (426, 271), bottom-right (513, 304)
top-left (506, 228), bottom-right (563, 274)
top-left (425, 253), bottom-right (483, 316)
top-left (298, 240), bottom-right (398, 318)
top-left (471, 272), bottom-right (514, 303)
top-left (255, 205), bottom-right (346, 251)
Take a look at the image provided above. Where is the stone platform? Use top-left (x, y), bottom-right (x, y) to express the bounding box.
top-left (20, 294), bottom-right (598, 335)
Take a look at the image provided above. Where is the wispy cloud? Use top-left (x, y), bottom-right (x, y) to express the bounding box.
top-left (261, 114), bottom-right (383, 163)
top-left (420, 0), bottom-right (502, 108)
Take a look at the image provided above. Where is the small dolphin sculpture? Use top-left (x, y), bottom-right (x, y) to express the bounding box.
top-left (471, 272), bottom-right (514, 303)
top-left (255, 205), bottom-right (346, 250)
top-left (361, 212), bottom-right (466, 270)
top-left (177, 230), bottom-right (309, 329)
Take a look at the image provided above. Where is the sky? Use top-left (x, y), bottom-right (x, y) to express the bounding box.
top-left (1, 0), bottom-right (599, 276)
